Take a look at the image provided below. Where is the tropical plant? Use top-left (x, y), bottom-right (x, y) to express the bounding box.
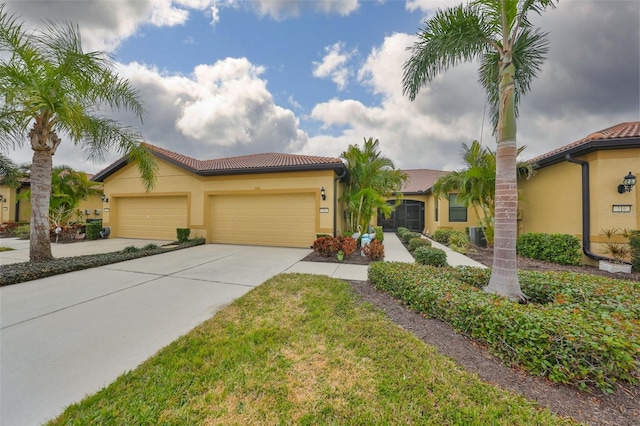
top-left (340, 137), bottom-right (408, 236)
top-left (402, 0), bottom-right (556, 300)
top-left (432, 140), bottom-right (535, 246)
top-left (0, 154), bottom-right (20, 187)
top-left (0, 5), bottom-right (157, 261)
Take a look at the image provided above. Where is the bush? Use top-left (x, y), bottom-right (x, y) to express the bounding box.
top-left (85, 221), bottom-right (102, 240)
top-left (449, 230), bottom-right (470, 254)
top-left (14, 224), bottom-right (30, 239)
top-left (336, 236), bottom-right (357, 257)
top-left (374, 226), bottom-right (384, 242)
top-left (0, 222), bottom-right (20, 237)
top-left (312, 236), bottom-right (340, 256)
top-left (432, 229), bottom-right (453, 244)
top-left (630, 231), bottom-right (640, 272)
top-left (516, 233), bottom-right (581, 265)
top-left (122, 246), bottom-right (139, 253)
top-left (408, 237), bottom-right (431, 251)
top-left (414, 246), bottom-right (447, 267)
top-left (177, 228), bottom-right (191, 243)
top-left (397, 227), bottom-right (410, 238)
top-left (402, 231), bottom-right (422, 243)
top-left (362, 239), bottom-right (384, 261)
top-left (368, 262), bottom-right (640, 393)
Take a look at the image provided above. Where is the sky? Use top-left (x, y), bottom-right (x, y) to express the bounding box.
top-left (4, 0), bottom-right (640, 175)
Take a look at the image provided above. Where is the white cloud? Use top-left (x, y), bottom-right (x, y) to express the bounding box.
top-left (312, 42), bottom-right (356, 90)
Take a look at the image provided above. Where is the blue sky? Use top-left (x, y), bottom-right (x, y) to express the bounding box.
top-left (5, 0), bottom-right (640, 174)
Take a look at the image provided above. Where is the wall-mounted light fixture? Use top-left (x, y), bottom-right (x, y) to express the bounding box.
top-left (320, 186), bottom-right (326, 201)
top-left (617, 171), bottom-right (636, 194)
top-left (100, 194), bottom-right (109, 203)
top-left (0, 195), bottom-right (4, 202)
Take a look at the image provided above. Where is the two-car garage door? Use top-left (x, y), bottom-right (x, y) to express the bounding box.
top-left (210, 193), bottom-right (316, 248)
top-left (117, 196), bottom-right (188, 240)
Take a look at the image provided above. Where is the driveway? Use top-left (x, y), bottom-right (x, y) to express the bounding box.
top-left (0, 243), bottom-right (311, 426)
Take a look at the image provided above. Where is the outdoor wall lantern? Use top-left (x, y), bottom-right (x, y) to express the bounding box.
top-left (321, 186), bottom-right (326, 200)
top-left (0, 195), bottom-right (4, 202)
top-left (617, 171), bottom-right (637, 194)
top-left (100, 194), bottom-right (109, 203)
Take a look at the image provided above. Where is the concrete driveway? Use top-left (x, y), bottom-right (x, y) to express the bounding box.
top-left (0, 243), bottom-right (311, 426)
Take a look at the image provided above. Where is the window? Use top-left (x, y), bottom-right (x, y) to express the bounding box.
top-left (448, 193), bottom-right (467, 222)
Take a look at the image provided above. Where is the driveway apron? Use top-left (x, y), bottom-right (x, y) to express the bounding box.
top-left (0, 244), bottom-right (310, 426)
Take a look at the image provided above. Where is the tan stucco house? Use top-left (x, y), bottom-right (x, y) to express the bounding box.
top-left (91, 144), bottom-right (347, 247)
top-left (519, 121), bottom-right (639, 265)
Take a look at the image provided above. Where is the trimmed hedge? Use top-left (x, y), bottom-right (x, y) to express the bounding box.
top-left (414, 246), bottom-right (446, 267)
top-left (176, 228), bottom-right (191, 243)
top-left (630, 232), bottom-right (640, 272)
top-left (368, 262), bottom-right (640, 393)
top-left (402, 231), bottom-right (422, 243)
top-left (0, 238), bottom-right (206, 286)
top-left (408, 237), bottom-right (431, 251)
top-left (516, 232), bottom-right (581, 265)
top-left (432, 229), bottom-right (453, 244)
top-left (86, 221), bottom-right (102, 240)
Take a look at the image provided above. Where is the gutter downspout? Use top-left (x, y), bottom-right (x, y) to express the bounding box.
top-left (565, 154), bottom-right (608, 261)
top-left (333, 168), bottom-right (347, 237)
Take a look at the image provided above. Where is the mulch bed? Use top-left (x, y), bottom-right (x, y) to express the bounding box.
top-left (305, 241), bottom-right (639, 425)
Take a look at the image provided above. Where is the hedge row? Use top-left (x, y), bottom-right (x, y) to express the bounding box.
top-left (0, 238), bottom-right (206, 286)
top-left (368, 262), bottom-right (640, 392)
top-left (516, 232), bottom-right (582, 265)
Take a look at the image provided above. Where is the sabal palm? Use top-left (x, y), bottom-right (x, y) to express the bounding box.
top-left (0, 5), bottom-right (157, 261)
top-left (402, 0), bottom-right (555, 300)
top-left (341, 138), bottom-right (407, 234)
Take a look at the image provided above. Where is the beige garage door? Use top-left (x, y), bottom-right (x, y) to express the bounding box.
top-left (211, 193), bottom-right (316, 248)
top-left (117, 196), bottom-right (188, 240)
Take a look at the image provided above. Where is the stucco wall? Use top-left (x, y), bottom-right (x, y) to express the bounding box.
top-left (101, 159), bottom-right (340, 241)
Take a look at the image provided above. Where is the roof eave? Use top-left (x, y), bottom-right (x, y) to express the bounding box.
top-left (197, 163), bottom-right (346, 176)
top-left (534, 137), bottom-right (640, 168)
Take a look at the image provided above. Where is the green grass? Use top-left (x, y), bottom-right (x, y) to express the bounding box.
top-left (0, 246), bottom-right (14, 252)
top-left (49, 274), bottom-right (573, 425)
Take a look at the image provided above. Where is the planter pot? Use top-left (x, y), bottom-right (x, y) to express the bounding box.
top-left (599, 260), bottom-right (632, 274)
top-left (337, 253), bottom-right (344, 262)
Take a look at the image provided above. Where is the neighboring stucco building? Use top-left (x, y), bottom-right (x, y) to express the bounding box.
top-left (378, 169), bottom-right (481, 234)
top-left (92, 144), bottom-right (347, 247)
top-left (519, 122), bottom-right (639, 265)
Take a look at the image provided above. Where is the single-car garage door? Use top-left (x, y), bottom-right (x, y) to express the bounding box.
top-left (117, 196), bottom-right (188, 240)
top-left (211, 193), bottom-right (316, 247)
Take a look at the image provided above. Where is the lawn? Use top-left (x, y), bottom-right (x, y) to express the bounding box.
top-left (49, 273), bottom-right (572, 425)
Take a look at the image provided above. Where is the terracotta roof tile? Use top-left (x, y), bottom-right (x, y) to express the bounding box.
top-left (402, 169), bottom-right (449, 193)
top-left (531, 121), bottom-right (640, 164)
top-left (145, 143), bottom-right (343, 172)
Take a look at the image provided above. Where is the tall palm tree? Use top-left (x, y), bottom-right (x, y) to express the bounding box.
top-left (0, 5), bottom-right (157, 261)
top-left (433, 140), bottom-right (535, 246)
top-left (0, 154), bottom-right (21, 188)
top-left (402, 0), bottom-right (555, 301)
top-left (341, 138), bottom-right (407, 234)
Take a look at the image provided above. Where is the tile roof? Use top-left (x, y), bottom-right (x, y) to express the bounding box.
top-left (401, 169), bottom-right (449, 193)
top-left (93, 143), bottom-right (345, 181)
top-left (531, 121), bottom-right (640, 165)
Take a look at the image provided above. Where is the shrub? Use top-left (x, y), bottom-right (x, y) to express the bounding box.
top-left (85, 221), bottom-right (102, 240)
top-left (368, 262), bottom-right (640, 393)
top-left (402, 231), bottom-right (422, 243)
top-left (0, 222), bottom-right (20, 237)
top-left (432, 229), bottom-right (453, 244)
top-left (143, 243), bottom-right (159, 250)
top-left (374, 226), bottom-right (384, 242)
top-left (14, 224), bottom-right (30, 239)
top-left (397, 227), bottom-right (410, 238)
top-left (449, 230), bottom-right (470, 253)
top-left (177, 228), bottom-right (191, 243)
top-left (312, 236), bottom-right (340, 256)
top-left (122, 246), bottom-right (140, 253)
top-left (414, 246), bottom-right (447, 267)
top-left (630, 231), bottom-right (640, 271)
top-left (362, 239), bottom-right (384, 261)
top-left (337, 236), bottom-right (357, 257)
top-left (516, 233), bottom-right (581, 265)
top-left (408, 237), bottom-right (431, 251)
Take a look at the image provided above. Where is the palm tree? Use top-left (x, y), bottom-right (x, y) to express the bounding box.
top-left (0, 5), bottom-right (157, 261)
top-left (402, 0), bottom-right (555, 301)
top-left (341, 138), bottom-right (408, 235)
top-left (0, 154), bottom-right (21, 188)
top-left (433, 140), bottom-right (535, 246)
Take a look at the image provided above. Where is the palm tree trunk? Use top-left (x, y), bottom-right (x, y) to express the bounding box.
top-left (30, 148), bottom-right (54, 261)
top-left (485, 61), bottom-right (525, 301)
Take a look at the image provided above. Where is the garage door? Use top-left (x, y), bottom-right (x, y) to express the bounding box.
top-left (117, 196), bottom-right (188, 240)
top-left (211, 193), bottom-right (316, 248)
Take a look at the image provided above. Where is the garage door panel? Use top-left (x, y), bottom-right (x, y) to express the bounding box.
top-left (211, 194), bottom-right (315, 248)
top-left (118, 197), bottom-right (188, 240)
